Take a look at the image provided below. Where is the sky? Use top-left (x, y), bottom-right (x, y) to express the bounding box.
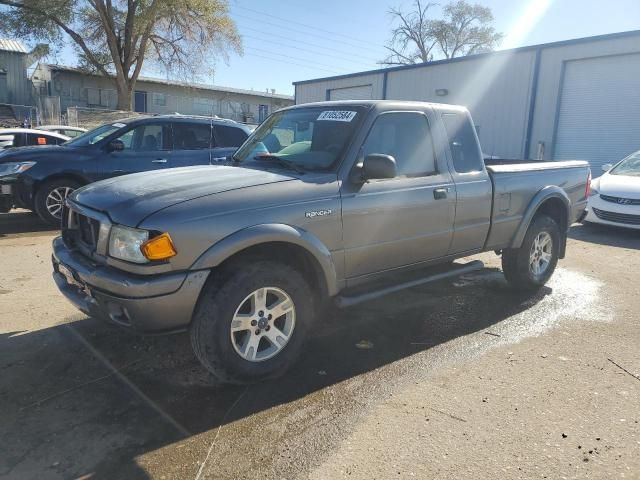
top-left (48, 0), bottom-right (640, 96)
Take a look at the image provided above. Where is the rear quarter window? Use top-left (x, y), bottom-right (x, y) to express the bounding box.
top-left (213, 125), bottom-right (248, 147)
top-left (441, 112), bottom-right (483, 173)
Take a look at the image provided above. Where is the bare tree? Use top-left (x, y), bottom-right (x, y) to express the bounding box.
top-left (381, 0), bottom-right (438, 65)
top-left (0, 0), bottom-right (242, 110)
top-left (380, 0), bottom-right (503, 66)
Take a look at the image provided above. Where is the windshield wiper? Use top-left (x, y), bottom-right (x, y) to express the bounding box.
top-left (253, 154), bottom-right (305, 174)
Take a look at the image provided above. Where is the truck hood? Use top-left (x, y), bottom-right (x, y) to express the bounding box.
top-left (597, 172), bottom-right (640, 198)
top-left (71, 165), bottom-right (296, 226)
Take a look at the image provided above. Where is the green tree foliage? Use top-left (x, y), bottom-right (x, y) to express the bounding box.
top-left (0, 0), bottom-right (242, 110)
top-left (381, 0), bottom-right (503, 65)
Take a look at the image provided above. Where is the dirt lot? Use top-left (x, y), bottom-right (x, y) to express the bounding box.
top-left (0, 210), bottom-right (639, 480)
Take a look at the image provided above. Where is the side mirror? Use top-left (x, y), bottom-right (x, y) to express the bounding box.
top-left (601, 163), bottom-right (612, 173)
top-left (107, 139), bottom-right (125, 152)
top-left (361, 154), bottom-right (397, 180)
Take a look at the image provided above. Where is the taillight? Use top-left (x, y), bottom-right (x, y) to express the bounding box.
top-left (585, 171), bottom-right (591, 198)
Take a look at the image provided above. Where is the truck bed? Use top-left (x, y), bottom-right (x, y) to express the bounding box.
top-left (483, 159), bottom-right (590, 251)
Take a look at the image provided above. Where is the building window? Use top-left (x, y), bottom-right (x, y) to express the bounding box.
top-left (153, 93), bottom-right (167, 106)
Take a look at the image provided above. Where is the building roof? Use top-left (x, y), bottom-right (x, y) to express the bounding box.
top-left (293, 29), bottom-right (640, 86)
top-left (42, 63), bottom-right (294, 100)
top-left (0, 39), bottom-right (28, 54)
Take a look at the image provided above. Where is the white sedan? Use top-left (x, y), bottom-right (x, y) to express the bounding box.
top-left (585, 150), bottom-right (640, 229)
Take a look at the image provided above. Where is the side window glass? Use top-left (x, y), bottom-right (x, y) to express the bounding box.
top-left (441, 113), bottom-right (483, 173)
top-left (173, 123), bottom-right (212, 150)
top-left (213, 125), bottom-right (248, 147)
top-left (361, 112), bottom-right (436, 177)
top-left (27, 133), bottom-right (52, 146)
top-left (114, 124), bottom-right (168, 151)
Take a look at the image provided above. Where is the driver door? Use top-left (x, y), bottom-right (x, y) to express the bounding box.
top-left (341, 110), bottom-right (456, 280)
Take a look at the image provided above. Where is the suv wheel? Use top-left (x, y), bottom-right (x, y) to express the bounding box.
top-left (35, 178), bottom-right (81, 226)
top-left (502, 214), bottom-right (560, 290)
top-left (190, 260), bottom-right (314, 383)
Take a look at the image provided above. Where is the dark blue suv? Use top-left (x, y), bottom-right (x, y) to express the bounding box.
top-left (0, 115), bottom-right (251, 224)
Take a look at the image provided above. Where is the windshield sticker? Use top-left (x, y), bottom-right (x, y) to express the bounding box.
top-left (112, 123), bottom-right (126, 128)
top-left (317, 111), bottom-right (357, 122)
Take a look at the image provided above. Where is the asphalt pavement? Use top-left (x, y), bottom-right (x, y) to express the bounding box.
top-left (0, 211), bottom-right (638, 479)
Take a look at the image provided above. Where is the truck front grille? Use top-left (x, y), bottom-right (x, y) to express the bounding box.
top-left (592, 207), bottom-right (640, 225)
top-left (62, 206), bottom-right (103, 254)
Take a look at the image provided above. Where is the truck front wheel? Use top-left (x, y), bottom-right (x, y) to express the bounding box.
top-left (502, 214), bottom-right (560, 290)
top-left (190, 260), bottom-right (314, 384)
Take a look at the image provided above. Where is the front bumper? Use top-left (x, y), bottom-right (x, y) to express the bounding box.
top-left (51, 236), bottom-right (210, 333)
top-left (584, 195), bottom-right (640, 230)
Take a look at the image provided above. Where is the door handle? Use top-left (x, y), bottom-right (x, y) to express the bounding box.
top-left (433, 188), bottom-right (448, 200)
top-left (152, 158), bottom-right (167, 163)
top-left (213, 156), bottom-right (227, 162)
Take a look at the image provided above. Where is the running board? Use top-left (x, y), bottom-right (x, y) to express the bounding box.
top-left (335, 260), bottom-right (485, 308)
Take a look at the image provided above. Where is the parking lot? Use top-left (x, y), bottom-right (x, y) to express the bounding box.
top-left (1, 211), bottom-right (639, 479)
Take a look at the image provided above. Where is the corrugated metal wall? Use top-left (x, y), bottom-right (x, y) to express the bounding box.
top-left (0, 50), bottom-right (31, 105)
top-left (385, 50), bottom-right (536, 158)
top-left (294, 32), bottom-right (640, 161)
top-left (295, 72), bottom-right (385, 104)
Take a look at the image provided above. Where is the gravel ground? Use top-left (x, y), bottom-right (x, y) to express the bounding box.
top-left (0, 211), bottom-right (638, 480)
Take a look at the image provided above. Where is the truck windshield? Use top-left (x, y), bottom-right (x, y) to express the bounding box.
top-left (234, 107), bottom-right (365, 172)
top-left (63, 123), bottom-right (125, 147)
top-left (610, 150), bottom-right (640, 177)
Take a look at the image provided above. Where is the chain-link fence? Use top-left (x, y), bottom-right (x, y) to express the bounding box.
top-left (0, 103), bottom-right (38, 128)
top-left (37, 96), bottom-right (62, 126)
top-left (66, 106), bottom-right (147, 130)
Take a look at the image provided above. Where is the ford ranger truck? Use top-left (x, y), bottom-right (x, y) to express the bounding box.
top-left (51, 101), bottom-right (590, 383)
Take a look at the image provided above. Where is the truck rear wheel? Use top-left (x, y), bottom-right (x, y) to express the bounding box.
top-left (190, 260), bottom-right (314, 384)
top-left (502, 214), bottom-right (560, 290)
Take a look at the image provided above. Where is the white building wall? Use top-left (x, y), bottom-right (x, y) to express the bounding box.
top-left (294, 31), bottom-right (640, 161)
top-left (295, 72), bottom-right (385, 104)
top-left (385, 50), bottom-right (537, 158)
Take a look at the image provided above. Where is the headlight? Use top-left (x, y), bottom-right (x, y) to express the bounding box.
top-left (108, 225), bottom-right (149, 263)
top-left (0, 161), bottom-right (36, 177)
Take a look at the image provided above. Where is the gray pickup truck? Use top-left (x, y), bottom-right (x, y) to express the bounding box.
top-left (51, 101), bottom-right (590, 383)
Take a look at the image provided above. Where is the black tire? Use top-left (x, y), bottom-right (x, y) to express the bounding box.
top-left (34, 178), bottom-right (81, 226)
top-left (502, 214), bottom-right (561, 290)
top-left (190, 260), bottom-right (315, 384)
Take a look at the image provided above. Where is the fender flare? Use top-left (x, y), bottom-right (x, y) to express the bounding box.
top-left (190, 223), bottom-right (339, 296)
top-left (510, 186), bottom-right (570, 255)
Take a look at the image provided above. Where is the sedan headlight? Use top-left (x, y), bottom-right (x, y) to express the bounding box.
top-left (0, 161), bottom-right (36, 177)
top-left (108, 225), bottom-right (149, 263)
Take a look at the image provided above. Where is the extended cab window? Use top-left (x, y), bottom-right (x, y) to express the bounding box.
top-left (115, 123), bottom-right (170, 151)
top-left (214, 125), bottom-right (248, 147)
top-left (173, 123), bottom-right (212, 150)
top-left (441, 112), bottom-right (483, 173)
top-left (362, 112), bottom-right (436, 177)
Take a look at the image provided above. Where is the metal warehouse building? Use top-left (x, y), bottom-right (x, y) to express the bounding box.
top-left (294, 30), bottom-right (640, 174)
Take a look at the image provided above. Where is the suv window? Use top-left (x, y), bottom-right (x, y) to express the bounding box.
top-left (213, 125), bottom-right (248, 147)
top-left (441, 112), bottom-right (483, 173)
top-left (114, 123), bottom-right (170, 151)
top-left (26, 133), bottom-right (65, 146)
top-left (361, 112), bottom-right (436, 177)
top-left (173, 123), bottom-right (212, 150)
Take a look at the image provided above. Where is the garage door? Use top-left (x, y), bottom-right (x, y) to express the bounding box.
top-left (329, 85), bottom-right (373, 101)
top-left (553, 53), bottom-right (640, 175)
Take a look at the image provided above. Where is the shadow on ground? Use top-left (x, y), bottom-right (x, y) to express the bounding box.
top-left (570, 222), bottom-right (640, 249)
top-left (0, 210), bottom-right (57, 237)
top-left (0, 268), bottom-right (552, 479)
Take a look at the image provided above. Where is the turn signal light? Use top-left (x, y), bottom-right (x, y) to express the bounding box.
top-left (141, 233), bottom-right (177, 261)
